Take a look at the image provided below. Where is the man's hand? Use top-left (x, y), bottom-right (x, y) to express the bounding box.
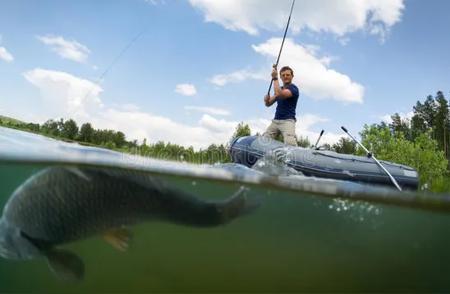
top-left (271, 64), bottom-right (278, 80)
top-left (264, 94), bottom-right (270, 103)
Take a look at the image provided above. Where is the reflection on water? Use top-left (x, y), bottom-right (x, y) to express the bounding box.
top-left (328, 198), bottom-right (382, 222)
top-left (0, 163), bottom-right (450, 292)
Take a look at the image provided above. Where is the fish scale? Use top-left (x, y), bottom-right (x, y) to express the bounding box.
top-left (3, 166), bottom-right (248, 246)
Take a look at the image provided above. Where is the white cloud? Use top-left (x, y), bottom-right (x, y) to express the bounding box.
top-left (23, 68), bottom-right (103, 121)
top-left (253, 39), bottom-right (364, 103)
top-left (380, 111), bottom-right (414, 123)
top-left (21, 68), bottom-right (346, 150)
top-left (21, 68), bottom-right (231, 149)
top-left (199, 114), bottom-right (236, 134)
top-left (36, 35), bottom-right (90, 63)
top-left (188, 0), bottom-right (404, 39)
top-left (295, 114), bottom-right (343, 145)
top-left (92, 109), bottom-right (231, 149)
top-left (0, 47), bottom-right (14, 63)
top-left (212, 38), bottom-right (364, 103)
top-left (185, 105), bottom-right (231, 116)
top-left (144, 0), bottom-right (165, 5)
top-left (175, 83), bottom-right (197, 96)
top-left (210, 69), bottom-right (265, 86)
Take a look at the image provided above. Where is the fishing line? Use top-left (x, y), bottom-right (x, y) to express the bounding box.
top-left (82, 27), bottom-right (147, 102)
top-left (96, 28), bottom-right (146, 85)
top-left (266, 0), bottom-right (296, 96)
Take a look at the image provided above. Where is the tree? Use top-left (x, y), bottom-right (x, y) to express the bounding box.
top-left (423, 95), bottom-right (437, 129)
top-left (434, 91), bottom-right (449, 158)
top-left (231, 122), bottom-right (251, 141)
top-left (61, 119), bottom-right (79, 140)
top-left (410, 113), bottom-right (427, 140)
top-left (360, 124), bottom-right (448, 189)
top-left (41, 119), bottom-right (60, 136)
top-left (332, 137), bottom-right (357, 154)
top-left (113, 131), bottom-right (127, 148)
top-left (389, 113), bottom-right (411, 139)
top-left (25, 123), bottom-right (40, 132)
top-left (79, 123), bottom-right (94, 142)
top-left (297, 136), bottom-right (311, 148)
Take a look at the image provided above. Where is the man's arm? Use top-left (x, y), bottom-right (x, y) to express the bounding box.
top-left (273, 80), bottom-right (293, 100)
top-left (272, 69), bottom-right (293, 100)
top-left (264, 94), bottom-right (277, 107)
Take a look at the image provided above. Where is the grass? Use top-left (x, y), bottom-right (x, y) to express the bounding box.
top-left (431, 174), bottom-right (450, 193)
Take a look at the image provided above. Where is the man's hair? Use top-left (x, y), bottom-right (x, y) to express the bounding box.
top-left (280, 66), bottom-right (294, 75)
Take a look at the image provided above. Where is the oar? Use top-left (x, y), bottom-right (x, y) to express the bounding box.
top-left (266, 0), bottom-right (296, 96)
top-left (313, 129), bottom-right (324, 149)
top-left (341, 126), bottom-right (402, 191)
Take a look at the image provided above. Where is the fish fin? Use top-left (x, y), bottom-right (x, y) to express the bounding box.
top-left (64, 167), bottom-right (91, 181)
top-left (220, 186), bottom-right (261, 223)
top-left (103, 227), bottom-right (132, 252)
top-left (45, 249), bottom-right (85, 282)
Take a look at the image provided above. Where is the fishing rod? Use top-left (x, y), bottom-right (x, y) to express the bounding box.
top-left (341, 126), bottom-right (402, 191)
top-left (266, 0), bottom-right (296, 96)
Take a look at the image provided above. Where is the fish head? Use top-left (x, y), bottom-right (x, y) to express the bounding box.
top-left (0, 218), bottom-right (41, 260)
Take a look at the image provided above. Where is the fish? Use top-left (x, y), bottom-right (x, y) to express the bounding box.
top-left (0, 166), bottom-right (259, 281)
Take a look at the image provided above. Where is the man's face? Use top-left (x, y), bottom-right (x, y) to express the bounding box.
top-left (280, 70), bottom-right (293, 84)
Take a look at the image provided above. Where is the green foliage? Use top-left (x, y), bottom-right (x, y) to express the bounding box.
top-left (78, 123), bottom-right (94, 142)
top-left (103, 141), bottom-right (116, 149)
top-left (231, 122), bottom-right (251, 141)
top-left (321, 143), bottom-right (331, 151)
top-left (25, 123), bottom-right (40, 132)
top-left (332, 137), bottom-right (357, 154)
top-left (297, 136), bottom-right (311, 148)
top-left (41, 119), bottom-right (60, 137)
top-left (113, 132), bottom-right (126, 148)
top-left (428, 174), bottom-right (450, 193)
top-left (0, 115), bottom-right (26, 125)
top-left (360, 124), bottom-right (448, 190)
top-left (434, 91), bottom-right (449, 157)
top-left (389, 113), bottom-right (411, 139)
top-left (61, 119), bottom-right (79, 140)
top-left (130, 140), bottom-right (230, 164)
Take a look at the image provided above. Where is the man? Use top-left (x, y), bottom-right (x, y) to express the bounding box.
top-left (263, 65), bottom-right (299, 146)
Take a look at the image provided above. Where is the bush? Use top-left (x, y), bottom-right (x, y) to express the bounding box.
top-left (360, 124), bottom-right (448, 190)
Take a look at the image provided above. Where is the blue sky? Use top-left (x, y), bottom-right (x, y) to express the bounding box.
top-left (0, 0), bottom-right (449, 148)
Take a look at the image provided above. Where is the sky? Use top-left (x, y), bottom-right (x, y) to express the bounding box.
top-left (0, 0), bottom-right (449, 149)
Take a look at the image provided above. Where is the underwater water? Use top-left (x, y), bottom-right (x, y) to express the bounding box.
top-left (1, 127), bottom-right (450, 292)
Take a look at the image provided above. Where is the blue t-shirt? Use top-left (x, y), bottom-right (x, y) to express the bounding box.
top-left (274, 83), bottom-right (299, 120)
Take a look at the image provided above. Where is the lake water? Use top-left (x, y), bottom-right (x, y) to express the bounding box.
top-left (0, 126), bottom-right (449, 292)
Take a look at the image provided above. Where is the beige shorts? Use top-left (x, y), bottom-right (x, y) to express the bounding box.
top-left (263, 119), bottom-right (298, 146)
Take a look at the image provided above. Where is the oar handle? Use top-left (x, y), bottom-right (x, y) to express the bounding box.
top-left (314, 129), bottom-right (325, 149)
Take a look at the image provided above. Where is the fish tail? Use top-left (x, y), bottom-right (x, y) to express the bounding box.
top-left (161, 186), bottom-right (260, 227)
top-left (216, 186), bottom-right (260, 225)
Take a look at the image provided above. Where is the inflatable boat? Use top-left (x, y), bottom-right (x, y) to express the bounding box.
top-left (229, 136), bottom-right (419, 190)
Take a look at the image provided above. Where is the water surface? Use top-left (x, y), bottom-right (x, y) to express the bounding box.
top-left (0, 127), bottom-right (449, 292)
